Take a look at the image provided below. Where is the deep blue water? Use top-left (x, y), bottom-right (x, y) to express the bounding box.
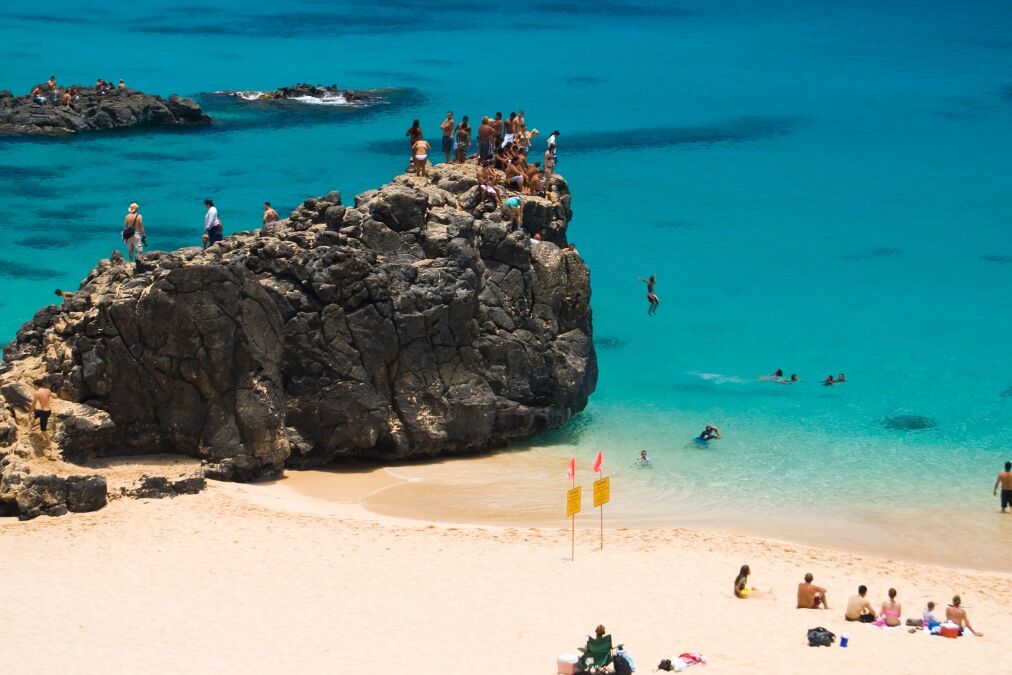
top-left (2, 0), bottom-right (1011, 562)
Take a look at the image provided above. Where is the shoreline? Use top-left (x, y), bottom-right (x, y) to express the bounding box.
top-left (3, 480), bottom-right (1008, 674)
top-left (265, 459), bottom-right (1012, 575)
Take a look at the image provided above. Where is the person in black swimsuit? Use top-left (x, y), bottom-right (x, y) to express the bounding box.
top-left (699, 425), bottom-right (721, 441)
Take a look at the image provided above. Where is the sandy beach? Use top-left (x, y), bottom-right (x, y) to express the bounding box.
top-left (2, 469), bottom-right (1009, 674)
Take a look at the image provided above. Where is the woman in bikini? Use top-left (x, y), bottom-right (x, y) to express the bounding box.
top-left (412, 137), bottom-right (431, 177)
top-left (880, 588), bottom-right (902, 627)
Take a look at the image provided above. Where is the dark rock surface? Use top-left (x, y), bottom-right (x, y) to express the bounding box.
top-left (0, 165), bottom-right (595, 484)
top-left (121, 474), bottom-right (207, 499)
top-left (0, 85), bottom-right (210, 136)
top-left (221, 83), bottom-right (372, 103)
top-left (0, 451), bottom-right (108, 519)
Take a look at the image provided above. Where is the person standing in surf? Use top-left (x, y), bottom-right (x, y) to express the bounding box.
top-left (639, 274), bottom-right (660, 315)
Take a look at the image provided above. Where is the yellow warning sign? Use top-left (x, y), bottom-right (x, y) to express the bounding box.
top-left (593, 477), bottom-right (610, 507)
top-left (566, 486), bottom-right (582, 518)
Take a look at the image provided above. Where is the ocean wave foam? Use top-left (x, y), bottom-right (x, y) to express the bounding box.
top-left (213, 90), bottom-right (362, 106)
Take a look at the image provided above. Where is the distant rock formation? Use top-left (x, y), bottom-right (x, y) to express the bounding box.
top-left (219, 83), bottom-right (373, 104)
top-left (0, 164), bottom-right (596, 517)
top-left (0, 85), bottom-right (210, 136)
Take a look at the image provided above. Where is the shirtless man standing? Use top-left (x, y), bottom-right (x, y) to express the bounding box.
top-left (946, 595), bottom-right (982, 636)
top-left (995, 461), bottom-right (1012, 513)
top-left (491, 112), bottom-right (504, 150)
top-left (28, 379), bottom-right (54, 444)
top-left (477, 117), bottom-right (494, 163)
top-left (440, 111), bottom-right (454, 164)
top-left (797, 573), bottom-right (829, 609)
top-left (263, 201), bottom-right (279, 225)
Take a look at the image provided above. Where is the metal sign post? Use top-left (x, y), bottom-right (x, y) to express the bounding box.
top-left (566, 486), bottom-right (582, 561)
top-left (593, 476), bottom-right (610, 550)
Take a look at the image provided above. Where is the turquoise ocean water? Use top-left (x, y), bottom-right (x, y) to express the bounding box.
top-left (2, 0), bottom-right (1010, 568)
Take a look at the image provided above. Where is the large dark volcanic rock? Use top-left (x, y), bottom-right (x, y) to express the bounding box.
top-left (0, 85), bottom-right (210, 136)
top-left (0, 165), bottom-right (596, 481)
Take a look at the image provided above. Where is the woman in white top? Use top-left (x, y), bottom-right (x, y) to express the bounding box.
top-left (202, 199), bottom-right (222, 249)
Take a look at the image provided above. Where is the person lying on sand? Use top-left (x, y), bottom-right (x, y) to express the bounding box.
top-left (797, 573), bottom-right (829, 609)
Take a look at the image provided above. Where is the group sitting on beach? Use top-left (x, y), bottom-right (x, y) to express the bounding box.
top-left (734, 567), bottom-right (984, 638)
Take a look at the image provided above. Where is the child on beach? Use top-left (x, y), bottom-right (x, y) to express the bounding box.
top-left (922, 601), bottom-right (938, 628)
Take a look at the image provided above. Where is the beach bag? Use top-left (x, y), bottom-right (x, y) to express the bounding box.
top-left (613, 652), bottom-right (632, 675)
top-left (807, 627), bottom-right (835, 647)
top-left (121, 226), bottom-right (135, 241)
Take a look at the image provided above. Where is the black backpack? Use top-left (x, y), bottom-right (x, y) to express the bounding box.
top-left (614, 652), bottom-right (632, 675)
top-left (807, 627), bottom-right (836, 647)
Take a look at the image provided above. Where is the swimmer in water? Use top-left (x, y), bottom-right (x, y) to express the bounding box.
top-left (781, 374), bottom-right (798, 384)
top-left (638, 274), bottom-right (660, 316)
top-left (824, 375), bottom-right (835, 386)
top-left (638, 449), bottom-right (651, 464)
top-left (699, 424), bottom-right (721, 441)
top-left (759, 368), bottom-right (784, 382)
top-left (837, 373), bottom-right (846, 383)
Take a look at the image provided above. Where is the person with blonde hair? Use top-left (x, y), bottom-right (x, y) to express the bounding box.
top-left (122, 202), bottom-right (145, 261)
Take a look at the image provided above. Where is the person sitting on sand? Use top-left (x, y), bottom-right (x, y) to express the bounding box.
top-left (879, 588), bottom-right (902, 627)
top-left (845, 585), bottom-right (876, 622)
top-left (699, 425), bottom-right (720, 441)
top-left (921, 601), bottom-right (938, 628)
top-left (734, 565), bottom-right (753, 598)
top-left (946, 595), bottom-right (982, 636)
top-left (797, 573), bottom-right (829, 609)
top-left (411, 137), bottom-right (431, 177)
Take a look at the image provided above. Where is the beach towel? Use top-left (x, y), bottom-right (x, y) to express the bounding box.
top-left (657, 652), bottom-right (706, 671)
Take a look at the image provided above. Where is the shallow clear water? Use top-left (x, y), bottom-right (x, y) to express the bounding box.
top-left (2, 0), bottom-right (1011, 564)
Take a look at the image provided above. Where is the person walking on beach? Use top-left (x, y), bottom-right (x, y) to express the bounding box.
top-left (454, 116), bottom-right (471, 163)
top-left (797, 573), bottom-right (829, 609)
top-left (946, 596), bottom-right (982, 636)
top-left (639, 274), bottom-right (660, 315)
top-left (28, 378), bottom-right (54, 445)
top-left (995, 461), bottom-right (1012, 512)
top-left (122, 202), bottom-right (144, 262)
top-left (845, 585), bottom-right (875, 622)
top-left (263, 201), bottom-right (279, 225)
top-left (440, 111), bottom-right (454, 164)
top-left (202, 199), bottom-right (222, 249)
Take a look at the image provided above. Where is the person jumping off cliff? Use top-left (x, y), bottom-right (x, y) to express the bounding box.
top-left (639, 274), bottom-right (660, 315)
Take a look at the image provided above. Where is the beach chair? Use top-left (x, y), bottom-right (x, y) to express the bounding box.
top-left (576, 634), bottom-right (613, 673)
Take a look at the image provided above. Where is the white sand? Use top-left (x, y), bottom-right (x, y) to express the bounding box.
top-left (1, 472), bottom-right (1008, 674)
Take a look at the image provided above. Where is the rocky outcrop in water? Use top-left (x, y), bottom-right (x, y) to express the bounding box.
top-left (0, 86), bottom-right (210, 136)
top-left (0, 164), bottom-right (595, 509)
top-left (222, 83), bottom-right (372, 103)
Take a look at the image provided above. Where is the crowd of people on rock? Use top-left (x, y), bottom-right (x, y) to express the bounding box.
top-left (27, 74), bottom-right (127, 109)
top-left (404, 110), bottom-right (561, 232)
